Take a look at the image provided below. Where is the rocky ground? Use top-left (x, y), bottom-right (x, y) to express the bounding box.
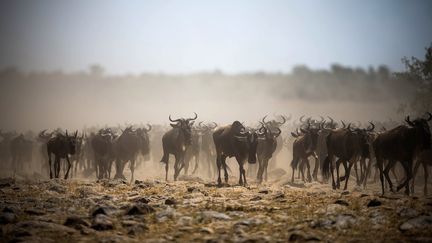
top-left (0, 173), bottom-right (431, 243)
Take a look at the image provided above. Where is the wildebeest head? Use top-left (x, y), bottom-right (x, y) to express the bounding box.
top-left (137, 124), bottom-right (152, 154)
top-left (169, 112), bottom-right (198, 145)
top-left (350, 122), bottom-right (376, 146)
top-left (63, 130), bottom-right (78, 155)
top-left (262, 115), bottom-right (287, 132)
top-left (231, 121), bottom-right (259, 163)
top-left (258, 122), bottom-right (282, 143)
top-left (299, 121), bottom-right (320, 153)
top-left (405, 112), bottom-right (432, 149)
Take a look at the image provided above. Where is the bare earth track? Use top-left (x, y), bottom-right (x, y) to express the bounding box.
top-left (0, 176), bottom-right (431, 242)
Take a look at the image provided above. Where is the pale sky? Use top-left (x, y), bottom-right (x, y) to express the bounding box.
top-left (0, 0), bottom-right (431, 74)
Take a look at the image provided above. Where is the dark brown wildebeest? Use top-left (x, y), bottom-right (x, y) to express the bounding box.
top-left (113, 126), bottom-right (140, 182)
top-left (161, 113), bottom-right (198, 181)
top-left (290, 122), bottom-right (320, 183)
top-left (322, 122), bottom-right (375, 190)
top-left (136, 124), bottom-right (152, 166)
top-left (374, 113), bottom-right (431, 195)
top-left (37, 130), bottom-right (53, 174)
top-left (196, 122), bottom-right (218, 177)
top-left (92, 128), bottom-right (116, 179)
top-left (262, 115), bottom-right (288, 167)
top-left (315, 117), bottom-right (338, 181)
top-left (10, 134), bottom-right (33, 175)
top-left (0, 130), bottom-right (16, 168)
top-left (411, 148), bottom-right (432, 195)
top-left (183, 124), bottom-right (201, 176)
top-left (47, 131), bottom-right (78, 179)
top-left (256, 123), bottom-right (281, 183)
top-left (213, 121), bottom-right (259, 186)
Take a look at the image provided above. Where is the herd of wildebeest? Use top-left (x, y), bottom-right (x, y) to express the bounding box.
top-left (0, 112), bottom-right (431, 196)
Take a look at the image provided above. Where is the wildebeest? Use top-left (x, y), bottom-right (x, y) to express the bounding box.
top-left (262, 115), bottom-right (288, 168)
top-left (92, 128), bottom-right (116, 179)
top-left (0, 130), bottom-right (16, 168)
top-left (160, 113), bottom-right (198, 181)
top-left (113, 126), bottom-right (141, 181)
top-left (373, 113), bottom-right (431, 195)
top-left (10, 134), bottom-right (33, 175)
top-left (322, 122), bottom-right (375, 190)
top-left (290, 121), bottom-right (320, 183)
top-left (411, 148), bottom-right (432, 195)
top-left (47, 131), bottom-right (78, 179)
top-left (183, 124), bottom-right (201, 175)
top-left (136, 125), bottom-right (152, 164)
top-left (37, 130), bottom-right (53, 174)
top-left (256, 122), bottom-right (281, 183)
top-left (198, 122), bottom-right (218, 177)
top-left (213, 121), bottom-right (259, 186)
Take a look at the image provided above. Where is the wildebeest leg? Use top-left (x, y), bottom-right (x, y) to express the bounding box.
top-left (305, 157), bottom-right (312, 182)
top-left (130, 159), bottom-right (135, 183)
top-left (48, 153), bottom-right (53, 179)
top-left (192, 154), bottom-right (199, 175)
top-left (396, 160), bottom-right (412, 195)
top-left (222, 155), bottom-right (229, 184)
top-left (376, 157), bottom-right (385, 195)
top-left (291, 156), bottom-right (299, 183)
top-left (411, 159), bottom-right (422, 194)
top-left (237, 158), bottom-right (244, 186)
top-left (423, 162), bottom-right (428, 195)
top-left (383, 160), bottom-right (396, 192)
top-left (264, 158), bottom-right (269, 182)
top-left (312, 153), bottom-right (319, 181)
top-left (354, 161), bottom-right (360, 186)
top-left (343, 161), bottom-right (355, 190)
top-left (216, 154), bottom-right (222, 185)
top-left (55, 156), bottom-right (61, 178)
top-left (257, 156), bottom-right (263, 183)
top-left (335, 158), bottom-right (342, 189)
top-left (363, 158), bottom-right (372, 188)
top-left (165, 159), bottom-right (169, 181)
top-left (64, 156), bottom-right (72, 179)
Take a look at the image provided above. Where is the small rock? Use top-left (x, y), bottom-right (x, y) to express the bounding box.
top-left (200, 227), bottom-right (214, 234)
top-left (126, 204), bottom-right (155, 215)
top-left (201, 211), bottom-right (231, 221)
top-left (0, 212), bottom-right (17, 224)
top-left (399, 215), bottom-right (432, 231)
top-left (335, 214), bottom-right (357, 229)
top-left (367, 199), bottom-right (382, 207)
top-left (64, 216), bottom-right (90, 229)
top-left (397, 207), bottom-right (419, 218)
top-left (258, 189), bottom-right (270, 194)
top-left (91, 214), bottom-right (113, 231)
top-left (25, 209), bottom-right (45, 216)
top-left (341, 190), bottom-right (350, 195)
top-left (288, 230), bottom-right (320, 242)
top-left (250, 196), bottom-right (262, 201)
top-left (156, 207), bottom-right (179, 222)
top-left (177, 216), bottom-right (193, 226)
top-left (165, 198), bottom-right (177, 205)
top-left (334, 199), bottom-right (349, 206)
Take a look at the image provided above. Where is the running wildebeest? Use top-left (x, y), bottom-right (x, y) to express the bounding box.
top-left (114, 126), bottom-right (141, 182)
top-left (256, 122), bottom-right (281, 183)
top-left (47, 131), bottom-right (78, 179)
top-left (136, 124), bottom-right (152, 165)
top-left (290, 121), bottom-right (320, 183)
top-left (183, 124), bottom-right (201, 176)
top-left (10, 134), bottom-right (33, 175)
top-left (92, 128), bottom-right (116, 179)
top-left (411, 148), bottom-right (432, 195)
top-left (197, 122), bottom-right (218, 177)
top-left (322, 122), bottom-right (375, 190)
top-left (213, 120), bottom-right (259, 186)
top-left (374, 113), bottom-right (431, 195)
top-left (160, 113), bottom-right (198, 181)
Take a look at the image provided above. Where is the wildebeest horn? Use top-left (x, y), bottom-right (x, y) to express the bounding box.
top-left (169, 115), bottom-right (181, 123)
top-left (258, 123), bottom-right (266, 135)
top-left (186, 112), bottom-right (198, 122)
top-left (367, 122), bottom-right (375, 132)
top-left (327, 116), bottom-right (334, 125)
top-left (198, 121), bottom-right (204, 128)
top-left (262, 115), bottom-right (268, 124)
top-left (341, 121), bottom-right (346, 129)
top-left (405, 116), bottom-right (414, 126)
top-left (275, 127), bottom-right (282, 136)
top-left (277, 115), bottom-right (286, 125)
top-left (74, 130), bottom-right (78, 138)
top-left (145, 124), bottom-right (152, 132)
top-left (425, 112), bottom-right (432, 121)
top-left (319, 116), bottom-right (325, 122)
top-left (299, 115), bottom-right (305, 123)
top-left (210, 122), bottom-right (218, 129)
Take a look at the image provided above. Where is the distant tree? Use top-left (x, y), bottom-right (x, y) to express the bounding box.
top-left (395, 43), bottom-right (432, 115)
top-left (89, 64), bottom-right (105, 76)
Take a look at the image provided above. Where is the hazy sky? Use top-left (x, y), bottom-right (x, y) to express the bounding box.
top-left (0, 0), bottom-right (431, 74)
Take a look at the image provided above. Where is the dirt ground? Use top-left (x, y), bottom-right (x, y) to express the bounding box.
top-left (1, 167), bottom-right (431, 243)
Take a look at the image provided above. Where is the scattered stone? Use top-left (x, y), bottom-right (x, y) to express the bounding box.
top-left (126, 204), bottom-right (155, 215)
top-left (367, 199), bottom-right (382, 207)
top-left (273, 192), bottom-right (285, 199)
top-left (259, 189), bottom-right (270, 194)
top-left (200, 227), bottom-right (214, 234)
top-left (250, 196), bottom-right (262, 201)
top-left (91, 214), bottom-right (113, 231)
top-left (187, 186), bottom-right (199, 193)
top-left (0, 211), bottom-right (17, 224)
top-left (334, 199), bottom-right (349, 206)
top-left (156, 207), bottom-right (179, 222)
top-left (64, 216), bottom-right (90, 229)
top-left (397, 207), bottom-right (419, 218)
top-left (0, 178), bottom-right (14, 188)
top-left (201, 211), bottom-right (231, 221)
top-left (25, 208), bottom-right (45, 216)
top-left (341, 190), bottom-right (350, 195)
top-left (177, 216), bottom-right (194, 226)
top-left (288, 230), bottom-right (320, 242)
top-left (399, 216), bottom-right (432, 231)
top-left (165, 198), bottom-right (177, 205)
top-left (325, 204), bottom-right (346, 215)
top-left (335, 214), bottom-right (357, 229)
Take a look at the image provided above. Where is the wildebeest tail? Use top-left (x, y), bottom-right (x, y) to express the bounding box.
top-left (321, 156), bottom-right (330, 179)
top-left (160, 153), bottom-right (169, 164)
